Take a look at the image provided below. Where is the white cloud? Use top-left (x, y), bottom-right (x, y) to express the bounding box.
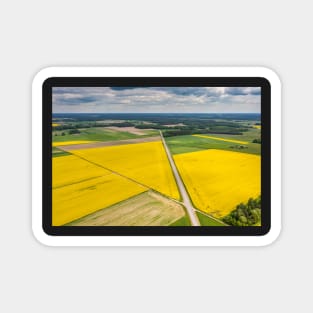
top-left (53, 87), bottom-right (261, 113)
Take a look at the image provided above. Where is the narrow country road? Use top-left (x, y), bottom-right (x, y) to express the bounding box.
top-left (159, 131), bottom-right (200, 226)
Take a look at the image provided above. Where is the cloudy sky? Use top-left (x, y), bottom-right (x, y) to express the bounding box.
top-left (52, 87), bottom-right (261, 113)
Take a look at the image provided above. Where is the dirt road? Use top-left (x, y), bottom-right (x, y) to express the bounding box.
top-left (159, 131), bottom-right (200, 226)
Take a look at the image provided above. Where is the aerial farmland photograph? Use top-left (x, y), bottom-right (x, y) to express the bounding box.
top-left (52, 86), bottom-right (261, 227)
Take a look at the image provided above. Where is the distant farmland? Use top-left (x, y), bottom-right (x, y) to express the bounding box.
top-left (52, 113), bottom-right (261, 226)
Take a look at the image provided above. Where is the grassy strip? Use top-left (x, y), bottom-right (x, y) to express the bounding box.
top-left (169, 215), bottom-right (191, 226)
top-left (193, 134), bottom-right (248, 145)
top-left (196, 211), bottom-right (225, 226)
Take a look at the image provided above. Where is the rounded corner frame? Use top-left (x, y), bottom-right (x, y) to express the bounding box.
top-left (32, 66), bottom-right (281, 246)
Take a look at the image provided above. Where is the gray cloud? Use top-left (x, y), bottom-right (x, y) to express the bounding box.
top-left (53, 87), bottom-right (260, 113)
top-left (60, 96), bottom-right (100, 104)
top-left (225, 87), bottom-right (261, 96)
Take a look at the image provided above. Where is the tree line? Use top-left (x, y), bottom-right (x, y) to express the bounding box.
top-left (53, 121), bottom-right (135, 131)
top-left (222, 196), bottom-right (261, 226)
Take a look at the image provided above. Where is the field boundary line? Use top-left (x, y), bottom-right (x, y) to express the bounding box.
top-left (53, 175), bottom-right (105, 190)
top-left (193, 134), bottom-right (248, 145)
top-left (58, 147), bottom-right (183, 204)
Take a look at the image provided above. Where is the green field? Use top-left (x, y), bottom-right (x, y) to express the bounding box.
top-left (53, 127), bottom-right (145, 143)
top-left (165, 130), bottom-right (260, 155)
top-left (204, 127), bottom-right (261, 142)
top-left (170, 215), bottom-right (191, 226)
top-left (196, 211), bottom-right (225, 226)
top-left (52, 147), bottom-right (71, 157)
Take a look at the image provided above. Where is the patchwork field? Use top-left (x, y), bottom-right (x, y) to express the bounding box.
top-left (166, 133), bottom-right (261, 156)
top-left (53, 127), bottom-right (141, 144)
top-left (69, 141), bottom-right (180, 200)
top-left (52, 155), bottom-right (147, 225)
top-left (67, 191), bottom-right (186, 226)
top-left (52, 113), bottom-right (262, 226)
top-left (174, 149), bottom-right (260, 218)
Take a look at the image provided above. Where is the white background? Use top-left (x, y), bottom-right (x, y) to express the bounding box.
top-left (0, 0), bottom-right (311, 312)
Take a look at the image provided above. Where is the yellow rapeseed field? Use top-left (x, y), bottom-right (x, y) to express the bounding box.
top-left (174, 149), bottom-right (260, 218)
top-left (52, 140), bottom-right (96, 147)
top-left (253, 125), bottom-right (261, 129)
top-left (52, 123), bottom-right (60, 127)
top-left (69, 141), bottom-right (180, 200)
top-left (192, 134), bottom-right (248, 145)
top-left (53, 155), bottom-right (109, 188)
top-left (53, 155), bottom-right (147, 225)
